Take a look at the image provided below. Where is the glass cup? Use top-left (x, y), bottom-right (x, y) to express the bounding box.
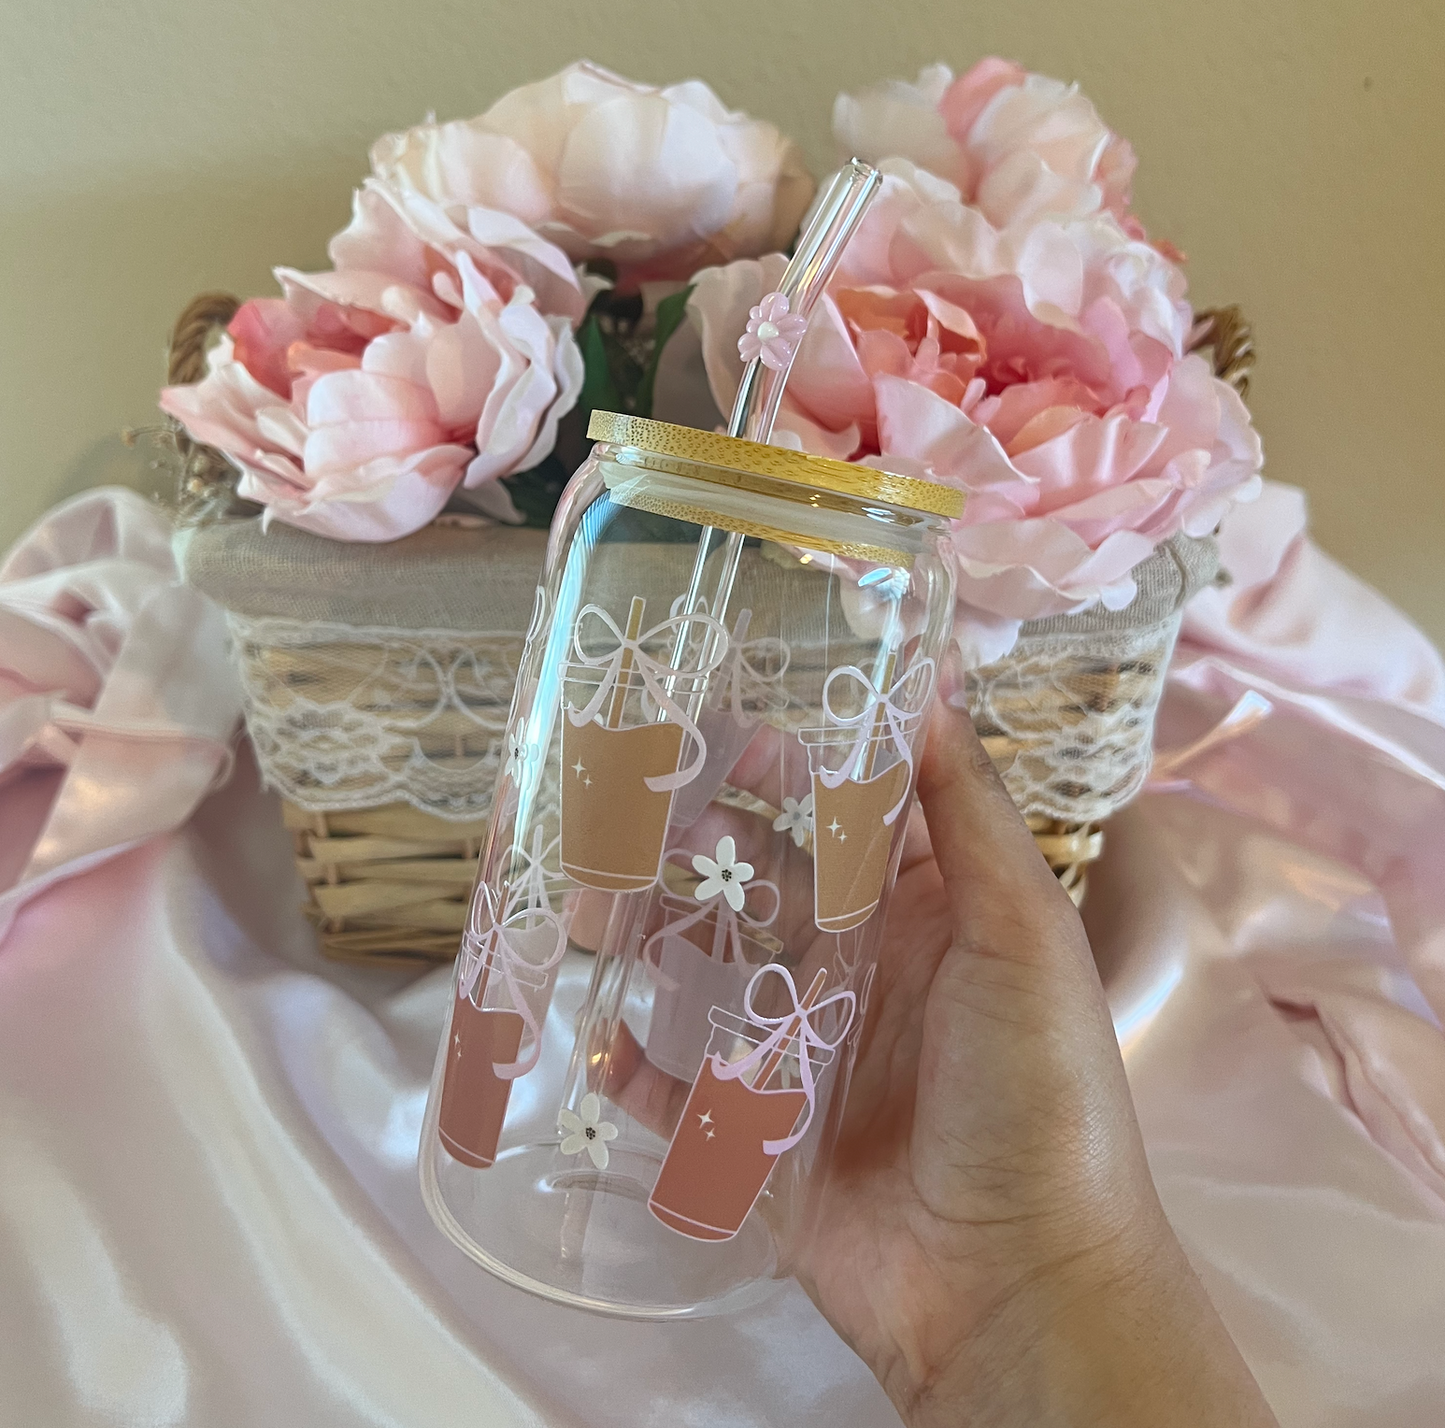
top-left (420, 412), bottom-right (958, 1317)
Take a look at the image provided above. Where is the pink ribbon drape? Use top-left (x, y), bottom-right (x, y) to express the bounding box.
top-left (460, 829), bottom-right (567, 1079)
top-left (815, 656), bottom-right (935, 823)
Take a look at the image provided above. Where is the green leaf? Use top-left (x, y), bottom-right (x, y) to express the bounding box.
top-left (500, 452), bottom-right (570, 529)
top-left (500, 285), bottom-right (699, 530)
top-left (576, 313), bottom-right (622, 417)
top-left (635, 284), bottom-right (694, 419)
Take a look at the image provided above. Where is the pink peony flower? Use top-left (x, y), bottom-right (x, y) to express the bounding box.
top-left (370, 61), bottom-right (816, 288)
top-left (324, 176), bottom-right (593, 327)
top-left (685, 159), bottom-right (1262, 658)
top-left (160, 205), bottom-right (584, 542)
top-left (834, 59), bottom-right (1144, 235)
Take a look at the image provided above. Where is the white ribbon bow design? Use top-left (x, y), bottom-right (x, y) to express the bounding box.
top-left (459, 828), bottom-right (567, 1080)
top-left (816, 655), bottom-right (936, 824)
top-left (713, 964), bottom-right (856, 1155)
top-left (709, 608), bottom-right (790, 727)
top-left (565, 603), bottom-right (728, 792)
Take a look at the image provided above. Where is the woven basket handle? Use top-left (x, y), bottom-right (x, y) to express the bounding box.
top-left (1188, 305), bottom-right (1254, 401)
top-left (161, 292), bottom-right (243, 515)
top-left (168, 291), bottom-right (240, 386)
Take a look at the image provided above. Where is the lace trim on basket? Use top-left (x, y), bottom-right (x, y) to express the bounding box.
top-left (227, 613), bottom-right (526, 820)
top-left (965, 614), bottom-right (1181, 824)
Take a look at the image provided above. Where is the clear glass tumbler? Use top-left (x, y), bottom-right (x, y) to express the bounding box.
top-left (420, 410), bottom-right (959, 1317)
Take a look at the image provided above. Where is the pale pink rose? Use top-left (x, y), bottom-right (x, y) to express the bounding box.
top-left (686, 162), bottom-right (1262, 651)
top-left (835, 59), bottom-right (1142, 233)
top-left (159, 248), bottom-right (583, 542)
top-left (370, 61), bottom-right (815, 287)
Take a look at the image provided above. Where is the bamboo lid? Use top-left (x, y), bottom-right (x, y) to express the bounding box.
top-left (586, 411), bottom-right (964, 520)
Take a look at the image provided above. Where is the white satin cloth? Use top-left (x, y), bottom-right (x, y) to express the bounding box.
top-left (1, 484), bottom-right (1443, 1426)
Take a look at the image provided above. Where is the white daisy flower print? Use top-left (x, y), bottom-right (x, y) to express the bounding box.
top-left (558, 1092), bottom-right (618, 1170)
top-left (692, 836), bottom-right (754, 911)
top-left (772, 793), bottom-right (814, 848)
top-left (504, 730), bottom-right (534, 782)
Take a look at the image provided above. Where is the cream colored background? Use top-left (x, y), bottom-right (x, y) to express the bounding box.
top-left (2, 0), bottom-right (1441, 643)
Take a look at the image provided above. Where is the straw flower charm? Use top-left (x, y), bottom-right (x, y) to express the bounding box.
top-left (772, 793), bottom-right (814, 848)
top-left (558, 1093), bottom-right (618, 1169)
top-left (738, 291), bottom-right (808, 371)
top-left (692, 836), bottom-right (753, 911)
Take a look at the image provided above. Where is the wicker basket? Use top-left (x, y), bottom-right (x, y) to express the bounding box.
top-left (164, 295), bottom-right (553, 966)
top-left (166, 294), bottom-right (1254, 952)
top-left (283, 802), bottom-right (488, 966)
top-left (178, 514), bottom-right (546, 967)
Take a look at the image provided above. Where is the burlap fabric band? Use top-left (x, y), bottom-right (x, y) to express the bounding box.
top-left (178, 519), bottom-right (549, 631)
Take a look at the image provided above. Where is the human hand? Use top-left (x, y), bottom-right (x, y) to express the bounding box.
top-left (792, 698), bottom-right (1279, 1427)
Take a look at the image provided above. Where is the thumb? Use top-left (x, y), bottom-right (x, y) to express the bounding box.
top-left (916, 698), bottom-right (1093, 977)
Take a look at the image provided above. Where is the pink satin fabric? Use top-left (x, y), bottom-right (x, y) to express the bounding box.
top-left (0, 489), bottom-right (241, 939)
top-left (1, 482), bottom-right (1442, 1424)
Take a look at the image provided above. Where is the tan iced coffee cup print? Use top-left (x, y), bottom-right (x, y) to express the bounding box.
top-left (559, 597), bottom-right (727, 892)
top-left (438, 878), bottom-right (566, 1169)
top-left (642, 839), bottom-right (781, 1083)
top-left (801, 655), bottom-right (935, 933)
top-left (649, 965), bottom-right (854, 1242)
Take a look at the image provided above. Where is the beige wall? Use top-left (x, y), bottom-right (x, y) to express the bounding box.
top-left (3, 0), bottom-right (1441, 645)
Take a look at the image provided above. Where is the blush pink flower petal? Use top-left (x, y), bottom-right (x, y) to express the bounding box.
top-left (159, 217), bottom-right (583, 542)
top-left (371, 61), bottom-right (816, 289)
top-left (835, 58), bottom-right (1140, 232)
top-left (326, 179), bottom-right (588, 326)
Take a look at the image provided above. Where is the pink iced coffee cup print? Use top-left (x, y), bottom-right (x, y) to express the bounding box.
top-left (642, 838), bottom-right (782, 1083)
top-left (559, 596), bottom-right (726, 892)
top-left (438, 872), bottom-right (567, 1169)
top-left (648, 964), bottom-right (854, 1242)
top-left (800, 655), bottom-right (934, 933)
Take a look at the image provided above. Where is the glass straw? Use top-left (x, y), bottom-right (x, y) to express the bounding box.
top-left (567, 163), bottom-right (883, 1117)
top-left (671, 159), bottom-right (883, 672)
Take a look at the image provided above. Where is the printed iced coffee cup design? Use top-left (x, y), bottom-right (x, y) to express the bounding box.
top-left (649, 965), bottom-right (854, 1242)
top-left (643, 840), bottom-right (781, 1083)
top-left (558, 598), bottom-right (727, 892)
top-left (438, 869), bottom-right (566, 1170)
top-left (806, 749), bottom-right (910, 932)
top-left (561, 711), bottom-right (684, 891)
top-left (800, 656), bottom-right (935, 934)
top-left (439, 998), bottom-right (526, 1169)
